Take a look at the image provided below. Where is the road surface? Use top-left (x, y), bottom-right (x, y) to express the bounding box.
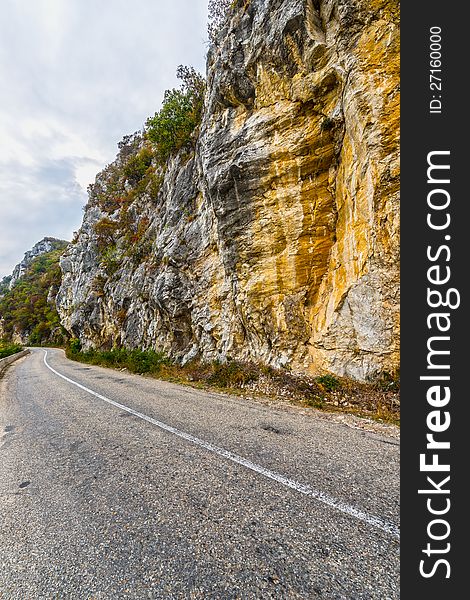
top-left (0, 348), bottom-right (399, 599)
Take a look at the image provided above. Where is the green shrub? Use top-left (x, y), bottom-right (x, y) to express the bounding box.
top-left (125, 349), bottom-right (168, 373)
top-left (123, 147), bottom-right (153, 185)
top-left (315, 374), bottom-right (341, 391)
top-left (146, 91), bottom-right (196, 162)
top-left (68, 338), bottom-right (82, 354)
top-left (0, 342), bottom-right (23, 359)
top-left (66, 346), bottom-right (171, 375)
top-left (145, 66), bottom-right (205, 164)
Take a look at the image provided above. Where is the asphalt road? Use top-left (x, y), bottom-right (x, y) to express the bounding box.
top-left (0, 348), bottom-right (400, 599)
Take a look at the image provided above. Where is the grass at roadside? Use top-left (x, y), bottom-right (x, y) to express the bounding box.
top-left (66, 343), bottom-right (400, 426)
top-left (0, 341), bottom-right (23, 360)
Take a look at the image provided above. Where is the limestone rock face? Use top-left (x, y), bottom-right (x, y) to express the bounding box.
top-left (57, 0), bottom-right (399, 380)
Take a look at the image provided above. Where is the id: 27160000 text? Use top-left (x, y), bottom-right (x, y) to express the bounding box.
top-left (429, 26), bottom-right (443, 114)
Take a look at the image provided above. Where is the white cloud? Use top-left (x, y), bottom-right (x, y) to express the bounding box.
top-left (75, 160), bottom-right (104, 192)
top-left (0, 0), bottom-right (208, 278)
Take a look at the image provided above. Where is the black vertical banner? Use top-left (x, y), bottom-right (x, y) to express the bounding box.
top-left (401, 2), bottom-right (467, 597)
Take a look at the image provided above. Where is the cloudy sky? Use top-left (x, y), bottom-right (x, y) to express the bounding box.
top-left (0, 0), bottom-right (208, 279)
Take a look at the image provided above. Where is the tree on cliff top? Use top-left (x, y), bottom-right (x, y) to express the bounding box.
top-left (145, 65), bottom-right (205, 164)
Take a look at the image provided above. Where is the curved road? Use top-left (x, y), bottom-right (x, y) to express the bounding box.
top-left (0, 348), bottom-right (399, 599)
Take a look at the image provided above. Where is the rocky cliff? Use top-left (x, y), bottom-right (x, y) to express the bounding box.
top-left (57, 0), bottom-right (399, 380)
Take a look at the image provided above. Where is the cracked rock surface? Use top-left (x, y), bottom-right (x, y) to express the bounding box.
top-left (57, 0), bottom-right (399, 381)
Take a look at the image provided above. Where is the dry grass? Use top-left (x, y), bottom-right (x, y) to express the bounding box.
top-left (67, 346), bottom-right (400, 426)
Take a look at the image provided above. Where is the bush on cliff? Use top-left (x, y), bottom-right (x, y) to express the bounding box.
top-left (145, 66), bottom-right (205, 164)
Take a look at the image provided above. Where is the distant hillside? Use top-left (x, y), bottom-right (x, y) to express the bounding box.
top-left (0, 239), bottom-right (69, 345)
top-left (8, 237), bottom-right (68, 289)
top-left (0, 275), bottom-right (11, 298)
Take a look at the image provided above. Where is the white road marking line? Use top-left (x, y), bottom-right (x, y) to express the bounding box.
top-left (43, 350), bottom-right (400, 539)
